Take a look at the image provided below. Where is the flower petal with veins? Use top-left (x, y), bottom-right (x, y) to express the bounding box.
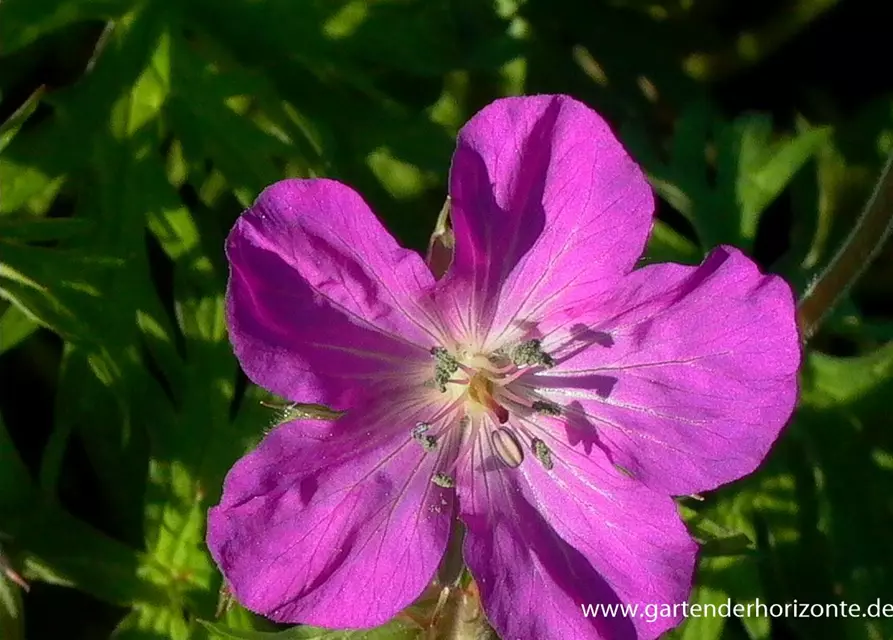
top-left (210, 95), bottom-right (800, 639)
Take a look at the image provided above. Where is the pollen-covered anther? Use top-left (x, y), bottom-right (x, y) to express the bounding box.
top-left (411, 422), bottom-right (438, 452)
top-left (431, 472), bottom-right (455, 488)
top-left (532, 438), bottom-right (554, 471)
top-left (431, 346), bottom-right (460, 392)
top-left (531, 400), bottom-right (562, 416)
top-left (511, 339), bottom-right (555, 368)
top-left (491, 427), bottom-right (524, 468)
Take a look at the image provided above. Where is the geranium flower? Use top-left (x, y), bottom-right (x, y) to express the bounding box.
top-left (207, 95), bottom-right (800, 639)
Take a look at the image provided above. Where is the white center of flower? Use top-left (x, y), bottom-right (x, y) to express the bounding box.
top-left (419, 340), bottom-right (559, 477)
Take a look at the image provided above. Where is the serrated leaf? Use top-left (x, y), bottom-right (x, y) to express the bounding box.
top-left (113, 603), bottom-right (191, 640)
top-left (730, 117), bottom-right (830, 242)
top-left (623, 101), bottom-right (827, 249)
top-left (167, 38), bottom-right (291, 202)
top-left (0, 229), bottom-right (124, 344)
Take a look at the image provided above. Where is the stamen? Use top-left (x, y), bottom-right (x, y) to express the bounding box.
top-left (490, 427), bottom-right (524, 468)
top-left (443, 415), bottom-right (480, 475)
top-left (468, 353), bottom-right (515, 376)
top-left (483, 360), bottom-right (516, 375)
top-left (411, 423), bottom-right (439, 452)
top-left (431, 346), bottom-right (461, 392)
top-left (531, 400), bottom-right (562, 416)
top-left (497, 386), bottom-right (557, 419)
top-left (511, 339), bottom-right (555, 369)
top-left (432, 472), bottom-right (455, 488)
top-left (531, 438), bottom-right (554, 470)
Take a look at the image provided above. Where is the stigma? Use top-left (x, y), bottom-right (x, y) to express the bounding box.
top-left (427, 341), bottom-right (557, 421)
top-left (468, 374), bottom-right (509, 424)
top-left (423, 340), bottom-right (563, 474)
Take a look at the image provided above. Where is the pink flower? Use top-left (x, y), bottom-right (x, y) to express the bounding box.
top-left (207, 95), bottom-right (800, 639)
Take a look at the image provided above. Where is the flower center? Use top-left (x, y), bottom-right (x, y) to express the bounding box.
top-left (467, 373), bottom-right (509, 424)
top-left (420, 339), bottom-right (561, 479)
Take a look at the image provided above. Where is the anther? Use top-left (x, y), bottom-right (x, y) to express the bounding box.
top-left (531, 438), bottom-right (554, 471)
top-left (432, 472), bottom-right (455, 488)
top-left (431, 346), bottom-right (460, 392)
top-left (491, 428), bottom-right (524, 468)
top-left (511, 339), bottom-right (555, 368)
top-left (412, 422), bottom-right (438, 452)
top-left (531, 400), bottom-right (562, 416)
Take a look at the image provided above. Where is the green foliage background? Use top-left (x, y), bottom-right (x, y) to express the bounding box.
top-left (1, 0), bottom-right (892, 638)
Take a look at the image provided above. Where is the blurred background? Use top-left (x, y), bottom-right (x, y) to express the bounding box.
top-left (1, 0), bottom-right (892, 638)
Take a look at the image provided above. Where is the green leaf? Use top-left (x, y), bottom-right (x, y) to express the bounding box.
top-left (0, 412), bottom-right (31, 509)
top-left (113, 603), bottom-right (191, 640)
top-left (0, 217), bottom-right (93, 242)
top-left (643, 220), bottom-right (701, 264)
top-left (0, 304), bottom-right (38, 355)
top-left (167, 38), bottom-right (292, 203)
top-left (0, 87), bottom-right (45, 152)
top-left (3, 499), bottom-right (166, 607)
top-left (0, 160), bottom-right (66, 216)
top-left (624, 101), bottom-right (828, 249)
top-left (0, 565), bottom-right (26, 640)
top-left (670, 578), bottom-right (727, 640)
top-left (787, 345), bottom-right (893, 639)
top-left (0, 0), bottom-right (125, 54)
top-left (680, 503), bottom-right (755, 556)
top-left (724, 116), bottom-right (830, 243)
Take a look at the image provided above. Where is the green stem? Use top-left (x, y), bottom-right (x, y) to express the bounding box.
top-left (797, 149), bottom-right (893, 340)
top-left (435, 520), bottom-right (466, 588)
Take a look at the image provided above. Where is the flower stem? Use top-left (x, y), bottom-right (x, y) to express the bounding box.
top-left (797, 149), bottom-right (893, 341)
top-left (435, 520), bottom-right (466, 588)
top-left (428, 521), bottom-right (497, 639)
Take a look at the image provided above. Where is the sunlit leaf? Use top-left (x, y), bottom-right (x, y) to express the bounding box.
top-left (0, 304), bottom-right (38, 355)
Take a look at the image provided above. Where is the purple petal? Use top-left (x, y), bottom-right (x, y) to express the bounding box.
top-left (226, 178), bottom-right (441, 409)
top-left (207, 406), bottom-right (453, 627)
top-left (438, 95), bottom-right (653, 345)
top-left (536, 246), bottom-right (801, 495)
top-left (457, 434), bottom-right (695, 640)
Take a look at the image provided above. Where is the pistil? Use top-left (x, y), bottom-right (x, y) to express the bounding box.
top-left (468, 374), bottom-right (509, 424)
